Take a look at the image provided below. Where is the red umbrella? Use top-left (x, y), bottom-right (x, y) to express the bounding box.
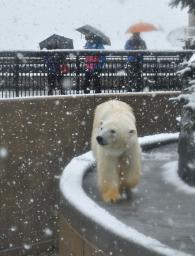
top-left (126, 22), bottom-right (158, 33)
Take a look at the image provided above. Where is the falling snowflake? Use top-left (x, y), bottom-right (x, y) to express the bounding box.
top-left (43, 227), bottom-right (53, 236)
top-left (10, 226), bottom-right (17, 232)
top-left (23, 243), bottom-right (31, 250)
top-left (0, 147), bottom-right (8, 158)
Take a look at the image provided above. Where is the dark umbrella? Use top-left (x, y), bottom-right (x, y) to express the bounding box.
top-left (39, 34), bottom-right (74, 49)
top-left (76, 24), bottom-right (111, 46)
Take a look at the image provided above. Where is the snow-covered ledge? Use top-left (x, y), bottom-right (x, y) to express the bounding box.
top-left (60, 133), bottom-right (193, 256)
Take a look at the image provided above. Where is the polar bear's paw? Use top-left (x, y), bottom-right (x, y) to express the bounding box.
top-left (102, 187), bottom-right (121, 203)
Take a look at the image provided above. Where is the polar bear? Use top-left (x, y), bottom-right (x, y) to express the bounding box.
top-left (91, 100), bottom-right (141, 203)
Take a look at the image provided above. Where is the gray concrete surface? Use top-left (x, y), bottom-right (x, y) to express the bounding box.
top-left (83, 143), bottom-right (195, 255)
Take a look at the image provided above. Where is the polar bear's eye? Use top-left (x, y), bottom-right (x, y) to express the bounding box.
top-left (129, 130), bottom-right (135, 134)
top-left (110, 129), bottom-right (116, 134)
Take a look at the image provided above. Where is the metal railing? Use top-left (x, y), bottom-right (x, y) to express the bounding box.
top-left (0, 50), bottom-right (193, 98)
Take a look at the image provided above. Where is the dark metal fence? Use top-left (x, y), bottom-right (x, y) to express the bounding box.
top-left (0, 50), bottom-right (193, 98)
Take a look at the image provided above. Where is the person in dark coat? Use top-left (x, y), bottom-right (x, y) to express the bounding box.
top-left (84, 33), bottom-right (105, 93)
top-left (125, 32), bottom-right (147, 51)
top-left (183, 38), bottom-right (195, 50)
top-left (44, 43), bottom-right (67, 95)
top-left (124, 32), bottom-right (147, 92)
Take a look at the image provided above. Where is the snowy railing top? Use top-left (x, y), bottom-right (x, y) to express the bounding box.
top-left (0, 49), bottom-right (194, 54)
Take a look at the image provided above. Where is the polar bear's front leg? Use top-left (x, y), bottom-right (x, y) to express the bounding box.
top-left (97, 153), bottom-right (120, 203)
top-left (122, 149), bottom-right (141, 190)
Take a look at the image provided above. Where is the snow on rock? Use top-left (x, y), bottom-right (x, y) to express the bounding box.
top-left (188, 53), bottom-right (195, 64)
top-left (163, 161), bottom-right (195, 195)
top-left (60, 133), bottom-right (192, 256)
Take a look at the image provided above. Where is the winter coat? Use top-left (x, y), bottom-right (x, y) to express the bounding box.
top-left (125, 38), bottom-right (147, 51)
top-left (84, 41), bottom-right (104, 50)
top-left (44, 54), bottom-right (69, 75)
top-left (44, 54), bottom-right (59, 75)
top-left (84, 41), bottom-right (106, 71)
top-left (125, 37), bottom-right (147, 62)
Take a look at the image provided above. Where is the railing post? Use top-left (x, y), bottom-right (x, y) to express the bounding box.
top-left (13, 53), bottom-right (20, 97)
top-left (76, 54), bottom-right (80, 94)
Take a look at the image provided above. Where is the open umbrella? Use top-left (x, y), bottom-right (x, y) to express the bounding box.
top-left (76, 24), bottom-right (111, 46)
top-left (167, 27), bottom-right (195, 48)
top-left (126, 22), bottom-right (158, 34)
top-left (39, 34), bottom-right (74, 49)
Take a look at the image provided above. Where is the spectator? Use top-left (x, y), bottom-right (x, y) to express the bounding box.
top-left (44, 43), bottom-right (68, 95)
top-left (183, 38), bottom-right (195, 50)
top-left (125, 32), bottom-right (147, 51)
top-left (183, 38), bottom-right (191, 50)
top-left (84, 33), bottom-right (105, 93)
top-left (124, 32), bottom-right (147, 91)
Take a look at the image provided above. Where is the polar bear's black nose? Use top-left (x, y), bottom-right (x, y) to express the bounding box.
top-left (96, 136), bottom-right (104, 145)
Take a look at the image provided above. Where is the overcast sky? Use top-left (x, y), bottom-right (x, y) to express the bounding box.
top-left (0, 0), bottom-right (188, 50)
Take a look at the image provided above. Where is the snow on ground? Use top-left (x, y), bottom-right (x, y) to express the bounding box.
top-left (163, 161), bottom-right (195, 195)
top-left (60, 133), bottom-right (193, 256)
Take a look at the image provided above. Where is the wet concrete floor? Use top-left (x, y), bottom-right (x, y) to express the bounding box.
top-left (83, 143), bottom-right (195, 255)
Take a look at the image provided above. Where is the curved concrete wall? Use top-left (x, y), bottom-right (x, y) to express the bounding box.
top-left (0, 92), bottom-right (180, 255)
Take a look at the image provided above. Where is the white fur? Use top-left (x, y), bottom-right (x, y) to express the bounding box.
top-left (91, 100), bottom-right (141, 202)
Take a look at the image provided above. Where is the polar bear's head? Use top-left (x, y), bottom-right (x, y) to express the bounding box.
top-left (96, 118), bottom-right (137, 155)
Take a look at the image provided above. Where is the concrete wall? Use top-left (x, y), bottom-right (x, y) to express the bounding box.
top-left (0, 92), bottom-right (180, 255)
